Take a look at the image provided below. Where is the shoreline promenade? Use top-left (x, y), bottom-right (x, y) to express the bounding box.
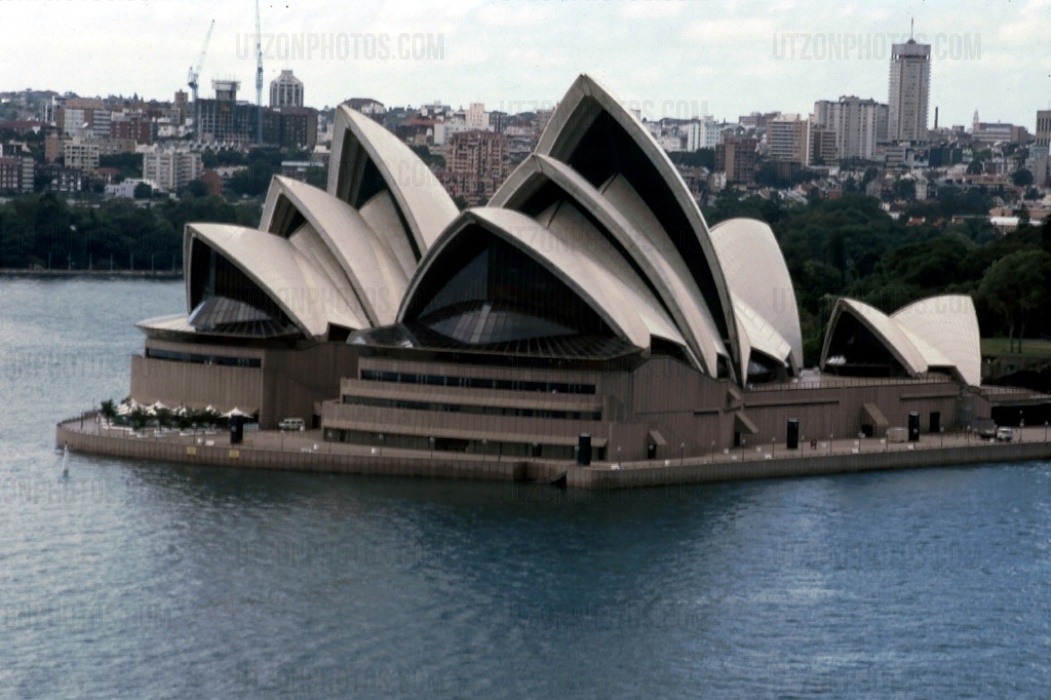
top-left (56, 413), bottom-right (1051, 490)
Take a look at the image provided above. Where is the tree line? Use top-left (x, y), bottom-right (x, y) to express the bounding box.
top-left (0, 192), bottom-right (261, 271)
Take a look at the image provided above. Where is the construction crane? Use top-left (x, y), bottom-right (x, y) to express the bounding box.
top-left (187, 19), bottom-right (215, 138)
top-left (255, 0), bottom-right (263, 143)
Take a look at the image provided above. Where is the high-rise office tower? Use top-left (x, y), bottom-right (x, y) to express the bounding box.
top-left (270, 70), bottom-right (304, 108)
top-left (888, 32), bottom-right (931, 142)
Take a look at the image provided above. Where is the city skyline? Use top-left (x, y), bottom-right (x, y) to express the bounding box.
top-left (2, 0), bottom-right (1048, 128)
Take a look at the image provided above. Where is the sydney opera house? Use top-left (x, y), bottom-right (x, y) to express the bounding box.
top-left (130, 75), bottom-right (989, 463)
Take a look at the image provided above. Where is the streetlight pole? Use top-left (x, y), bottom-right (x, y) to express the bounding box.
top-left (680, 441), bottom-right (685, 465)
top-left (429, 436), bottom-right (435, 459)
top-left (771, 436), bottom-right (776, 458)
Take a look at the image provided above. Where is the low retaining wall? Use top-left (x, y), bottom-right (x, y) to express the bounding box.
top-left (568, 441), bottom-right (1051, 489)
top-left (57, 418), bottom-right (1051, 490)
top-left (55, 420), bottom-right (538, 483)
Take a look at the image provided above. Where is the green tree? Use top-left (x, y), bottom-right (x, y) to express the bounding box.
top-left (33, 172), bottom-right (52, 193)
top-left (133, 181), bottom-right (152, 199)
top-left (669, 148), bottom-right (716, 170)
top-left (977, 250), bottom-right (1051, 353)
top-left (182, 179), bottom-right (209, 198)
top-left (893, 178), bottom-right (916, 202)
top-left (100, 399), bottom-right (117, 421)
top-left (410, 144), bottom-right (446, 169)
top-left (1011, 168), bottom-right (1034, 187)
top-left (1016, 203), bottom-right (1030, 227)
top-left (228, 163), bottom-right (275, 196)
top-left (99, 153), bottom-right (143, 179)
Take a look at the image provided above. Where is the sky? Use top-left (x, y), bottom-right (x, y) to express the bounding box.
top-left (2, 0), bottom-right (1049, 128)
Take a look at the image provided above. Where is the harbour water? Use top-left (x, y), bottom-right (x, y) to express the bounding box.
top-left (2, 277), bottom-right (1050, 698)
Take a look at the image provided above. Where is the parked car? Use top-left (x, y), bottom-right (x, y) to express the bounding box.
top-left (974, 420), bottom-right (997, 439)
top-left (995, 427), bottom-right (1013, 442)
top-left (278, 417), bottom-right (305, 431)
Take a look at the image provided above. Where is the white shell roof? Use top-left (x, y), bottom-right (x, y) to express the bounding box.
top-left (710, 218), bottom-right (803, 372)
top-left (526, 73), bottom-right (742, 377)
top-left (892, 295), bottom-right (981, 387)
top-left (259, 176), bottom-right (406, 325)
top-left (732, 294), bottom-right (793, 368)
top-left (161, 101), bottom-right (456, 343)
top-left (822, 298), bottom-right (929, 376)
top-left (328, 106), bottom-right (457, 254)
top-left (136, 313), bottom-right (196, 335)
top-left (820, 295), bottom-right (981, 386)
top-left (540, 200), bottom-right (691, 356)
top-left (186, 223), bottom-right (334, 339)
top-left (489, 154), bottom-right (719, 373)
top-left (400, 208), bottom-right (654, 350)
top-left (285, 222), bottom-right (370, 330)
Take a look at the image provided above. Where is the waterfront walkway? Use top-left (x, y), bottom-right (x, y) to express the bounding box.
top-left (58, 413), bottom-right (1051, 490)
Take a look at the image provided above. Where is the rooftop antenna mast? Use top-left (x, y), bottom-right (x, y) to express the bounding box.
top-left (255, 0), bottom-right (263, 143)
top-left (187, 19), bottom-right (215, 138)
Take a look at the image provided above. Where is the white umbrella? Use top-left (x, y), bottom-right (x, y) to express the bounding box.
top-left (221, 407), bottom-right (250, 418)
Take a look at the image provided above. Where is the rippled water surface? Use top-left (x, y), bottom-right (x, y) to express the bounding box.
top-left (2, 277), bottom-right (1050, 698)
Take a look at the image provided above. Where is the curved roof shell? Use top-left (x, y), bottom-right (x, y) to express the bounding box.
top-left (260, 175), bottom-right (407, 326)
top-left (185, 223), bottom-right (336, 339)
top-left (399, 208), bottom-right (669, 351)
top-left (709, 218), bottom-right (803, 372)
top-left (509, 74), bottom-right (741, 380)
top-left (488, 154), bottom-right (719, 372)
top-left (820, 295), bottom-right (981, 386)
top-left (328, 106), bottom-right (457, 256)
top-left (731, 294), bottom-right (793, 370)
top-left (892, 295), bottom-right (981, 386)
top-left (821, 298), bottom-right (928, 376)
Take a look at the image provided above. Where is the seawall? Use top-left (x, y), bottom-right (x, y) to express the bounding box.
top-left (57, 416), bottom-right (1051, 490)
top-left (569, 441), bottom-right (1051, 489)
